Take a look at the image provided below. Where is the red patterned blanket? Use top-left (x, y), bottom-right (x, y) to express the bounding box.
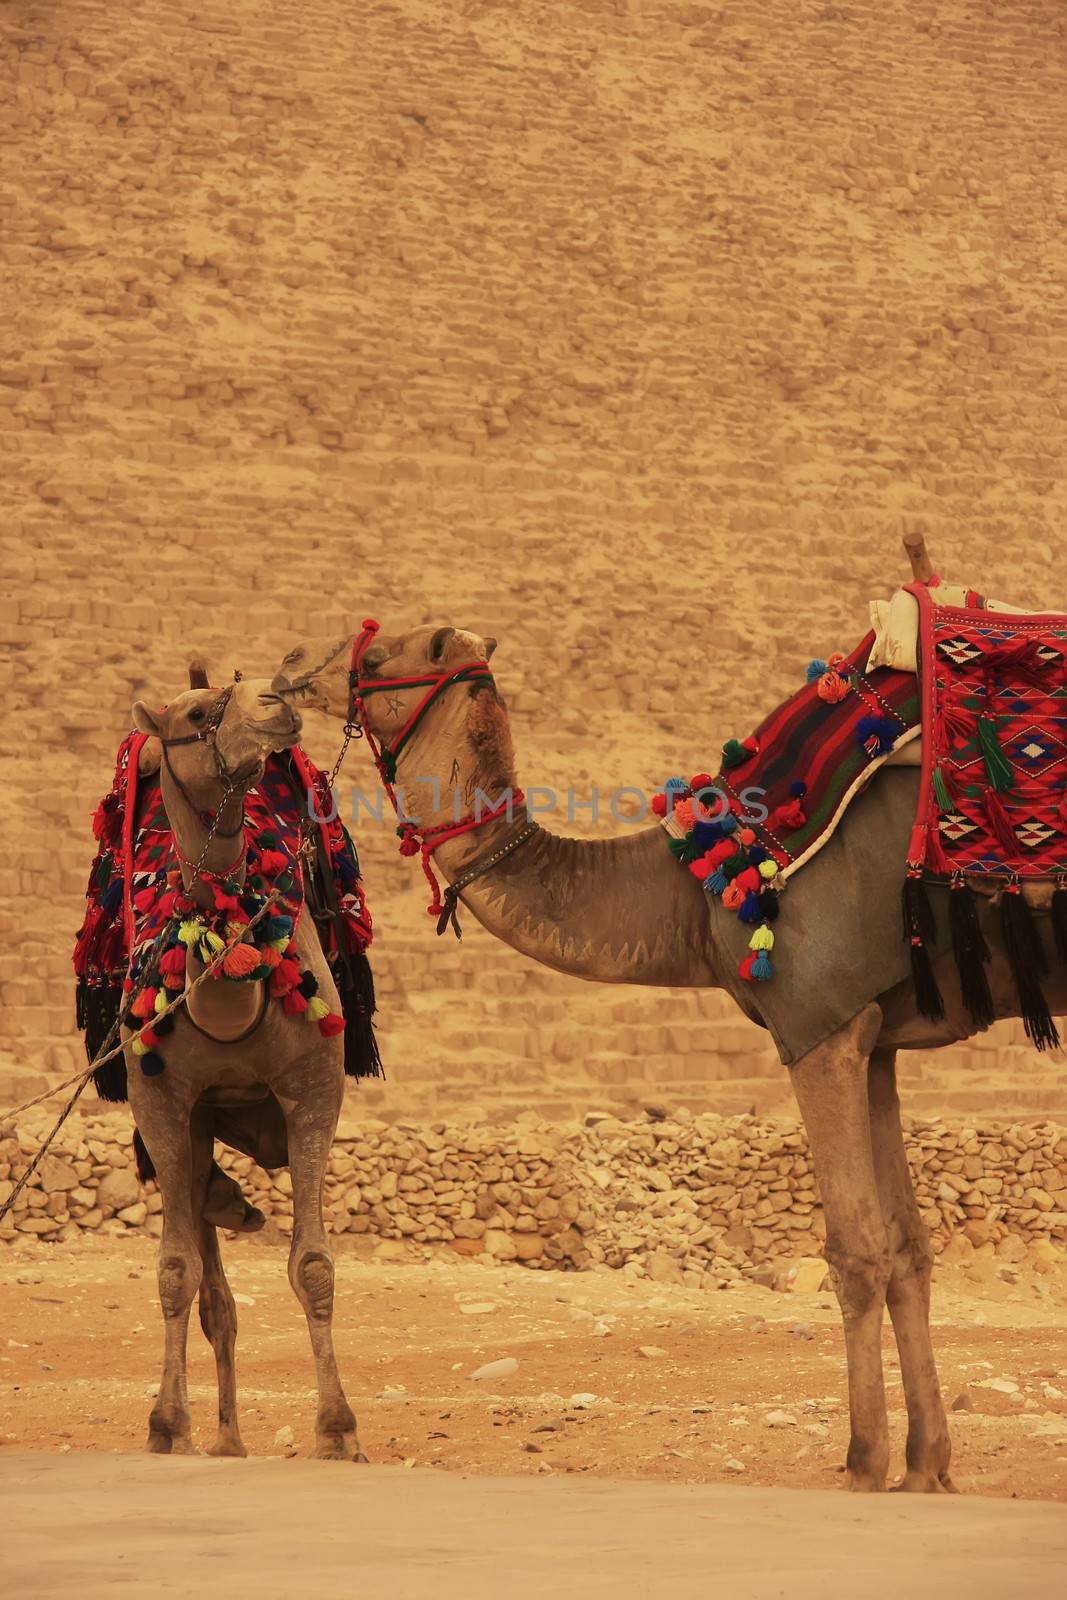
top-left (74, 735), bottom-right (379, 1095)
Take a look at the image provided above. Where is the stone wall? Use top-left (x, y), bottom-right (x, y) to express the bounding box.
top-left (3, 1111), bottom-right (1064, 1286)
top-left (2, 0), bottom-right (1066, 1121)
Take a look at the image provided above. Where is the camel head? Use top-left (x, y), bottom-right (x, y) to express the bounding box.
top-left (132, 678), bottom-right (302, 802)
top-left (272, 625), bottom-right (509, 794)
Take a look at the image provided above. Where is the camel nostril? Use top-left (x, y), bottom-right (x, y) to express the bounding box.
top-left (270, 673), bottom-right (292, 695)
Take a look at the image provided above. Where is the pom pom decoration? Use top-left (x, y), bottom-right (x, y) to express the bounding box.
top-left (318, 1013), bottom-right (347, 1038)
top-left (758, 858), bottom-right (779, 880)
top-left (805, 659), bottom-right (828, 683)
top-left (721, 736), bottom-right (758, 770)
top-left (749, 925), bottom-right (775, 951)
top-left (721, 882), bottom-right (746, 912)
top-left (306, 996), bottom-right (330, 1022)
top-left (738, 891), bottom-right (763, 924)
top-left (856, 715), bottom-right (900, 758)
top-left (222, 942), bottom-right (262, 979)
top-left (771, 798), bottom-right (807, 830)
top-left (139, 1051), bottom-right (166, 1077)
top-left (282, 989), bottom-right (309, 1017)
top-left (789, 780), bottom-right (807, 799)
top-left (751, 950), bottom-right (773, 980)
top-left (816, 654), bottom-right (851, 704)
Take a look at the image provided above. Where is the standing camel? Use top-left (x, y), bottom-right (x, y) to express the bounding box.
top-left (270, 619), bottom-right (1065, 1493)
top-left (124, 679), bottom-right (365, 1462)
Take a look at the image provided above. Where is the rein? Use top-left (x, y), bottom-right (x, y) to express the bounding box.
top-left (159, 686), bottom-right (246, 883)
top-left (343, 619), bottom-right (534, 935)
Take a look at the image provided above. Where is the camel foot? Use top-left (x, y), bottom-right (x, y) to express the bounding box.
top-left (893, 1468), bottom-right (959, 1494)
top-left (208, 1431), bottom-right (248, 1459)
top-left (846, 1471), bottom-right (886, 1493)
top-left (354, 1451), bottom-right (369, 1464)
top-left (314, 1430), bottom-right (361, 1462)
top-left (146, 1429), bottom-right (197, 1456)
top-left (203, 1166), bottom-right (266, 1234)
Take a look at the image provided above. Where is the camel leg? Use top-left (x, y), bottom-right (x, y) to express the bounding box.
top-left (280, 1072), bottom-right (366, 1462)
top-left (790, 1004), bottom-right (892, 1491)
top-left (130, 1082), bottom-right (202, 1455)
top-left (190, 1108), bottom-right (247, 1458)
top-left (868, 1048), bottom-right (957, 1493)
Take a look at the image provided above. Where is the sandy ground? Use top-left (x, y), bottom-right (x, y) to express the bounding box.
top-left (2, 1236), bottom-right (1066, 1503)
top-left (4, 1453), bottom-right (1066, 1600)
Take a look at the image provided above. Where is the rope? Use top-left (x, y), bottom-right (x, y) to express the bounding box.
top-left (0, 884), bottom-right (286, 1225)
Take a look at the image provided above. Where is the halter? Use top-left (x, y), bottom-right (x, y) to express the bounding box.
top-left (345, 619), bottom-right (533, 934)
top-left (159, 686), bottom-right (246, 880)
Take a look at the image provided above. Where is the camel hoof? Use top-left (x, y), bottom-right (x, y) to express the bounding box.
top-left (208, 1435), bottom-right (248, 1459)
top-left (314, 1430), bottom-right (362, 1462)
top-left (147, 1430), bottom-right (197, 1456)
top-left (893, 1469), bottom-right (959, 1494)
top-left (353, 1451), bottom-right (369, 1464)
top-left (846, 1472), bottom-right (886, 1493)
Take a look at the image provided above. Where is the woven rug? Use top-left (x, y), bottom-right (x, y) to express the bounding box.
top-left (74, 734), bottom-right (379, 1093)
top-left (903, 581), bottom-right (1067, 1046)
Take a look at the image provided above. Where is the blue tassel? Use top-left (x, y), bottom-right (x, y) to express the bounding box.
top-left (100, 879), bottom-right (123, 915)
top-left (747, 844), bottom-right (768, 866)
top-left (263, 913), bottom-right (293, 940)
top-left (751, 951), bottom-right (773, 980)
top-left (690, 819), bottom-right (727, 851)
top-left (856, 715), bottom-right (898, 756)
top-left (738, 890), bottom-right (763, 924)
top-left (664, 775), bottom-right (688, 793)
top-left (139, 1051), bottom-right (165, 1077)
top-left (707, 867), bottom-right (727, 895)
top-left (805, 659), bottom-right (828, 683)
top-left (720, 813), bottom-right (738, 835)
top-left (789, 780), bottom-right (807, 798)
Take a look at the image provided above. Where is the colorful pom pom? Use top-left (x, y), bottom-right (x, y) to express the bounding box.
top-left (222, 942), bottom-right (262, 979)
top-left (758, 859), bottom-right (779, 880)
top-left (751, 950), bottom-right (773, 980)
top-left (749, 925), bottom-right (775, 951)
top-left (318, 1013), bottom-right (346, 1038)
top-left (805, 659), bottom-right (828, 683)
top-left (722, 882), bottom-right (746, 912)
top-left (306, 995), bottom-right (330, 1022)
top-left (139, 1051), bottom-right (165, 1076)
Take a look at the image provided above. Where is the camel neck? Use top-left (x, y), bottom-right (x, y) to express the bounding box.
top-left (158, 767), bottom-right (248, 908)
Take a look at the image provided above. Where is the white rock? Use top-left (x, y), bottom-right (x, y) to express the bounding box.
top-left (469, 1358), bottom-right (519, 1383)
top-left (274, 1425), bottom-right (294, 1448)
top-left (976, 1377), bottom-right (1020, 1394)
top-left (724, 1457), bottom-right (746, 1473)
top-left (459, 1301), bottom-right (497, 1316)
top-left (764, 1409), bottom-right (797, 1428)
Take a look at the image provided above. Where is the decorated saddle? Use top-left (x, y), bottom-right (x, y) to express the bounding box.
top-left (74, 733), bottom-right (380, 1097)
top-left (656, 579), bottom-right (1067, 1056)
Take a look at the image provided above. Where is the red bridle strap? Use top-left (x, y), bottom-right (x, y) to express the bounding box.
top-left (346, 620), bottom-right (518, 920)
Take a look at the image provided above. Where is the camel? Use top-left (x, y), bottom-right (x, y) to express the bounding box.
top-left (124, 678), bottom-right (365, 1462)
top-left (270, 616), bottom-right (1066, 1494)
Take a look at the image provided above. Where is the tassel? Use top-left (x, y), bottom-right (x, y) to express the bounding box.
top-left (856, 715), bottom-right (899, 758)
top-left (749, 925), bottom-right (774, 951)
top-left (806, 658), bottom-right (828, 683)
top-left (298, 971), bottom-right (319, 998)
top-left (707, 867), bottom-right (727, 895)
top-left (139, 1050), bottom-right (165, 1077)
top-left (721, 738), bottom-right (749, 770)
top-left (319, 1012), bottom-right (346, 1038)
top-left (949, 878), bottom-right (995, 1029)
top-left (1053, 879), bottom-right (1067, 965)
top-left (751, 950), bottom-right (773, 980)
top-left (771, 798), bottom-right (806, 830)
top-left (1000, 885), bottom-right (1060, 1051)
top-left (738, 891), bottom-right (763, 924)
top-left (902, 873), bottom-right (945, 1021)
top-left (282, 989), bottom-right (308, 1016)
top-left (738, 951), bottom-right (757, 981)
top-left (977, 716), bottom-right (1014, 793)
top-left (982, 788), bottom-right (1018, 855)
top-left (222, 942), bottom-right (262, 979)
top-left (761, 891), bottom-right (780, 923)
top-left (933, 766), bottom-right (957, 813)
top-left (926, 819), bottom-right (953, 877)
top-left (306, 995), bottom-right (330, 1022)
top-left (159, 946), bottom-right (186, 977)
top-left (722, 882), bottom-right (745, 912)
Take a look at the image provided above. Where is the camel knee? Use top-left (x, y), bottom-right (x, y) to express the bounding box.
top-left (825, 1242), bottom-right (891, 1322)
top-left (199, 1283), bottom-right (237, 1351)
top-left (887, 1223), bottom-right (933, 1295)
top-left (158, 1252), bottom-right (201, 1319)
top-left (291, 1247), bottom-right (335, 1323)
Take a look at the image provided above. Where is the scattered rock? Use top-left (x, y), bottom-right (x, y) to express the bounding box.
top-left (469, 1357), bottom-right (519, 1383)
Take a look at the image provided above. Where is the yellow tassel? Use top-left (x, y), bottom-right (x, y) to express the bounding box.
top-left (758, 859), bottom-right (778, 880)
top-left (153, 990), bottom-right (169, 1013)
top-left (270, 936), bottom-right (291, 953)
top-left (749, 925), bottom-right (775, 952)
top-left (131, 1037), bottom-right (147, 1057)
top-left (177, 918), bottom-right (204, 946)
top-left (199, 930), bottom-right (225, 958)
top-left (306, 995), bottom-right (329, 1022)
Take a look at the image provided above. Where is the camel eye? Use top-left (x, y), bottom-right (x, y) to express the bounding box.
top-left (188, 707), bottom-right (205, 725)
top-left (284, 648), bottom-right (303, 666)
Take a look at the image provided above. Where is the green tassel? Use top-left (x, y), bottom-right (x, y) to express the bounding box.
top-left (721, 847), bottom-right (749, 883)
top-left (721, 738), bottom-right (746, 770)
top-left (977, 716), bottom-right (1014, 793)
top-left (933, 766), bottom-right (954, 813)
top-left (666, 837), bottom-right (688, 861)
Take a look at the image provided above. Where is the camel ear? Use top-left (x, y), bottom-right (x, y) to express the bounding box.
top-left (484, 636), bottom-right (497, 661)
top-left (132, 700), bottom-right (164, 738)
top-left (429, 626), bottom-right (455, 664)
top-left (188, 657), bottom-right (210, 689)
top-left (138, 738), bottom-right (162, 776)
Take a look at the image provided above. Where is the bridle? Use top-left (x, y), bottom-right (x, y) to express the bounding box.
top-left (159, 686), bottom-right (248, 882)
top-left (340, 619), bottom-right (538, 935)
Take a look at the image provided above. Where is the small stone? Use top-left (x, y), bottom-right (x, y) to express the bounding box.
top-left (638, 1345), bottom-right (668, 1359)
top-left (469, 1357), bottom-right (519, 1383)
top-left (977, 1377), bottom-right (1019, 1395)
top-left (950, 1390), bottom-right (972, 1412)
top-left (785, 1257), bottom-right (828, 1294)
top-left (458, 1302), bottom-right (497, 1316)
top-left (724, 1457), bottom-right (746, 1473)
top-left (274, 1425), bottom-right (294, 1449)
top-left (15, 1269), bottom-right (43, 1285)
top-left (764, 1409), bottom-right (796, 1428)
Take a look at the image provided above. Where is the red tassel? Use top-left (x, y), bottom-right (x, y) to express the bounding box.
top-left (318, 1013), bottom-right (346, 1037)
top-left (282, 989), bottom-right (308, 1016)
top-left (689, 854), bottom-right (715, 882)
top-left (131, 987), bottom-right (157, 1019)
top-left (982, 789), bottom-right (1018, 854)
top-left (159, 947), bottom-right (186, 976)
top-left (133, 887), bottom-right (156, 913)
top-left (738, 951), bottom-right (757, 981)
top-left (926, 820), bottom-right (953, 876)
top-left (257, 849), bottom-right (289, 875)
top-left (271, 956), bottom-right (302, 995)
top-left (734, 866), bottom-right (761, 894)
top-left (771, 799), bottom-right (806, 830)
top-left (138, 1026), bottom-right (160, 1048)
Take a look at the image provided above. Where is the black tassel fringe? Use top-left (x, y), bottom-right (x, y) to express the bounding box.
top-left (77, 979), bottom-right (128, 1102)
top-left (949, 881), bottom-right (996, 1029)
top-left (1000, 888), bottom-right (1060, 1052)
top-left (133, 1130), bottom-right (156, 1184)
top-left (902, 875), bottom-right (945, 1022)
top-left (335, 948), bottom-right (383, 1081)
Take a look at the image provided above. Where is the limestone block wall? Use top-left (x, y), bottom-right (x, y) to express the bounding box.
top-left (3, 1112), bottom-right (1065, 1283)
top-left (1, 0), bottom-right (1065, 1118)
